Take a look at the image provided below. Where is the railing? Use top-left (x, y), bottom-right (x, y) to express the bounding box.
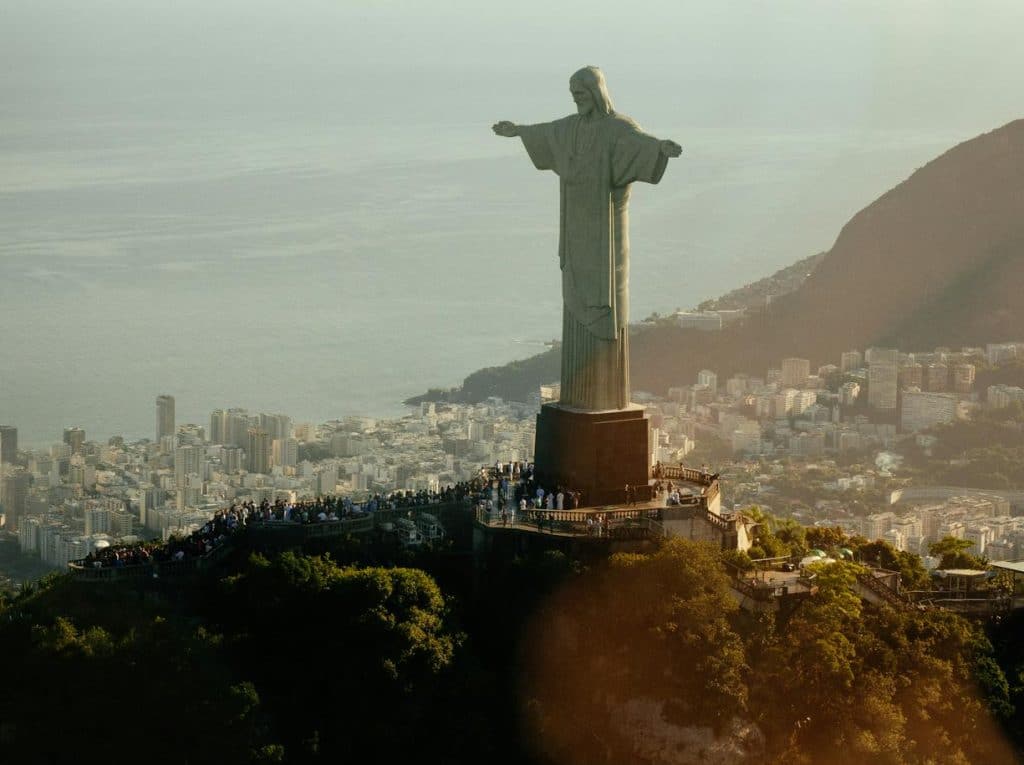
top-left (656, 465), bottom-right (716, 487)
top-left (249, 514), bottom-right (375, 540)
top-left (644, 516), bottom-right (668, 539)
top-left (797, 573), bottom-right (818, 589)
top-left (700, 508), bottom-right (730, 531)
top-left (373, 502), bottom-right (468, 525)
top-left (67, 561), bottom-right (155, 582)
top-left (68, 540), bottom-right (235, 582)
top-left (921, 596), bottom-right (1012, 615)
top-left (730, 576), bottom-right (783, 602)
top-left (656, 466), bottom-right (720, 514)
top-left (705, 481), bottom-right (720, 504)
top-left (856, 571), bottom-right (904, 606)
top-left (674, 494), bottom-right (705, 508)
top-left (524, 508), bottom-right (659, 524)
top-left (475, 506), bottom-right (659, 540)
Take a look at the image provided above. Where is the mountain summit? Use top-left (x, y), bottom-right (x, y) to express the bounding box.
top-left (630, 119), bottom-right (1024, 391)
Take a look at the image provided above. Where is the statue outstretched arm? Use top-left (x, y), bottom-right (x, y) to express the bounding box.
top-left (492, 121), bottom-right (520, 137)
top-left (660, 140), bottom-right (683, 158)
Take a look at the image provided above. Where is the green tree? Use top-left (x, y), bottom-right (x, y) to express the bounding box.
top-left (752, 560), bottom-right (1017, 764)
top-left (0, 615), bottom-right (265, 763)
top-left (929, 536), bottom-right (986, 569)
top-left (521, 539), bottom-right (748, 763)
top-left (804, 525), bottom-right (846, 552)
top-left (855, 539), bottom-right (930, 589)
top-left (215, 553), bottom-right (462, 760)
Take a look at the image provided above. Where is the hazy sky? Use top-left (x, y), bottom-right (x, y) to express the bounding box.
top-left (3, 1), bottom-right (1023, 131)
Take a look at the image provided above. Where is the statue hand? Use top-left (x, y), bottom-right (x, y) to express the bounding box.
top-left (660, 140), bottom-right (682, 158)
top-left (492, 121), bottom-right (519, 138)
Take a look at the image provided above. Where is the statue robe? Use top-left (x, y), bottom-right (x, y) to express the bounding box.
top-left (519, 113), bottom-right (668, 410)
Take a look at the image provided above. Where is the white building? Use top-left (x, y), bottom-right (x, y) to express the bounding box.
top-left (697, 369), bottom-right (718, 395)
top-left (781, 358), bottom-right (810, 388)
top-left (731, 420), bottom-right (762, 456)
top-left (988, 384), bottom-right (1024, 409)
top-left (840, 350), bottom-right (863, 372)
top-left (900, 389), bottom-right (957, 433)
top-left (674, 311), bottom-right (722, 331)
top-left (868, 361), bottom-right (898, 411)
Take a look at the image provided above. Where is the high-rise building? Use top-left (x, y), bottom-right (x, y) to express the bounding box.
top-left (731, 420), bottom-right (762, 456)
top-left (986, 343), bottom-right (1024, 365)
top-left (220, 446), bottom-right (244, 473)
top-left (781, 358), bottom-right (810, 388)
top-left (84, 506), bottom-right (110, 536)
top-left (226, 409), bottom-right (253, 448)
top-left (174, 445), bottom-right (206, 488)
top-left (209, 409), bottom-right (226, 444)
top-left (272, 438), bottom-right (299, 468)
top-left (725, 375), bottom-right (750, 398)
top-left (898, 363), bottom-right (923, 390)
top-left (900, 389), bottom-right (957, 433)
top-left (839, 381), bottom-right (861, 406)
top-left (137, 483), bottom-right (164, 529)
top-left (868, 364), bottom-right (898, 411)
top-left (696, 369), bottom-right (718, 396)
top-left (863, 511), bottom-right (895, 540)
top-left (772, 389), bottom-right (798, 418)
top-left (63, 427), bottom-right (86, 456)
top-left (156, 395), bottom-right (176, 442)
top-left (247, 428), bottom-right (271, 474)
top-left (865, 347), bottom-right (898, 366)
top-left (867, 349), bottom-right (898, 411)
top-left (952, 363), bottom-right (976, 396)
top-left (259, 413), bottom-right (292, 442)
top-left (988, 385), bottom-right (1024, 409)
top-left (0, 425), bottom-right (17, 464)
top-left (177, 424), bottom-right (205, 445)
top-left (817, 364), bottom-right (839, 380)
top-left (1, 469), bottom-right (31, 531)
top-left (840, 350), bottom-right (863, 373)
top-left (925, 363), bottom-right (948, 393)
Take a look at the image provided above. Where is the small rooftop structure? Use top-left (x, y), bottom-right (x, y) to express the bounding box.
top-left (989, 560), bottom-right (1024, 576)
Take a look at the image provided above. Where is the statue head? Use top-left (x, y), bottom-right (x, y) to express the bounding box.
top-left (569, 66), bottom-right (614, 118)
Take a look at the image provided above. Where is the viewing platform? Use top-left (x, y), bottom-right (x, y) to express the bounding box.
top-left (68, 503), bottom-right (470, 583)
top-left (473, 466), bottom-right (754, 555)
top-left (68, 541), bottom-right (235, 583)
top-left (65, 465), bottom-right (733, 583)
top-left (728, 568), bottom-right (819, 613)
top-left (475, 505), bottom-right (664, 541)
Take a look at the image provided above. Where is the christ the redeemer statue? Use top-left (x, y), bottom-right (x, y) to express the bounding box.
top-left (494, 66), bottom-right (681, 411)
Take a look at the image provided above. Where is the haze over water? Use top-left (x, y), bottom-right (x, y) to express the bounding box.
top-left (2, 2), bottom-right (1022, 447)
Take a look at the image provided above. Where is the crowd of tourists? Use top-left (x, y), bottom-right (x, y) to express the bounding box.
top-left (80, 502), bottom-right (254, 569)
top-left (477, 461), bottom-right (584, 527)
top-left (75, 483), bottom-right (483, 570)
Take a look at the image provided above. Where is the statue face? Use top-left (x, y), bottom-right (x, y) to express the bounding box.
top-left (570, 83), bottom-right (595, 116)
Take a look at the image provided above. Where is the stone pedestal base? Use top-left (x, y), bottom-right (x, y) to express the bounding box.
top-left (534, 403), bottom-right (650, 506)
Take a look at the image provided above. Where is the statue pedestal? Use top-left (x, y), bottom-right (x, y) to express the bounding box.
top-left (534, 403), bottom-right (650, 506)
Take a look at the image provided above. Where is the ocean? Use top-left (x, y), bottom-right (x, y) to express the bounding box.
top-left (0, 110), bottom-right (969, 447)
